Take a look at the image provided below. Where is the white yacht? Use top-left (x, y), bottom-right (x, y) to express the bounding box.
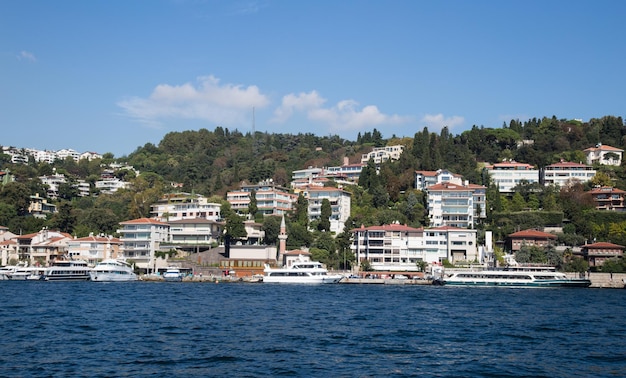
top-left (263, 259), bottom-right (343, 284)
top-left (434, 267), bottom-right (591, 288)
top-left (44, 260), bottom-right (91, 281)
top-left (90, 259), bottom-right (138, 282)
top-left (162, 267), bottom-right (184, 282)
top-left (0, 265), bottom-right (20, 280)
top-left (9, 266), bottom-right (45, 280)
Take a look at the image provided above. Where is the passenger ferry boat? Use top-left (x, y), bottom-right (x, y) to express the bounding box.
top-left (263, 258), bottom-right (344, 284)
top-left (90, 259), bottom-right (138, 282)
top-left (44, 260), bottom-right (91, 281)
top-left (434, 266), bottom-right (591, 288)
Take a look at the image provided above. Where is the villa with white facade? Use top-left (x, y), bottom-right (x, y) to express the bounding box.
top-left (484, 161), bottom-right (540, 193)
top-left (415, 169), bottom-right (464, 191)
top-left (584, 144), bottom-right (623, 166)
top-left (227, 180), bottom-right (297, 217)
top-left (67, 235), bottom-right (122, 265)
top-left (361, 145), bottom-right (405, 165)
top-left (543, 161), bottom-right (596, 187)
top-left (151, 193), bottom-right (221, 222)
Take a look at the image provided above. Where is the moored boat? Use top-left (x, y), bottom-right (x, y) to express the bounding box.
top-left (163, 267), bottom-right (184, 282)
top-left (434, 267), bottom-right (591, 288)
top-left (44, 260), bottom-right (91, 281)
top-left (90, 259), bottom-right (138, 282)
top-left (263, 258), bottom-right (343, 284)
top-left (9, 266), bottom-right (45, 281)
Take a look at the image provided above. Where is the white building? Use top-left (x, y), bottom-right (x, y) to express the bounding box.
top-left (543, 161), bottom-right (596, 187)
top-left (302, 186), bottom-right (351, 234)
top-left (66, 235), bottom-right (122, 265)
top-left (56, 148), bottom-right (80, 162)
top-left (361, 145), bottom-right (405, 165)
top-left (415, 169), bottom-right (464, 191)
top-left (151, 193), bottom-right (221, 222)
top-left (484, 161), bottom-right (540, 193)
top-left (118, 218), bottom-right (170, 273)
top-left (227, 180), bottom-right (297, 217)
top-left (584, 144), bottom-right (623, 166)
top-left (167, 218), bottom-right (223, 246)
top-left (350, 223), bottom-right (478, 270)
top-left (95, 178), bottom-right (130, 194)
top-left (39, 174), bottom-right (67, 199)
top-left (426, 182), bottom-right (486, 228)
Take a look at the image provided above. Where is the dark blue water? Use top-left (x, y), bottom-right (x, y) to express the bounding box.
top-left (1, 282), bottom-right (624, 378)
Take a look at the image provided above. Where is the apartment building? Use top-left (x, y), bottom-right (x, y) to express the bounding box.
top-left (67, 234), bottom-right (122, 265)
top-left (483, 161), bottom-right (540, 193)
top-left (302, 186), bottom-right (351, 234)
top-left (227, 179), bottom-right (297, 217)
top-left (15, 228), bottom-right (72, 264)
top-left (543, 161), bottom-right (596, 187)
top-left (118, 218), bottom-right (170, 273)
top-left (151, 193), bottom-right (221, 221)
top-left (588, 186), bottom-right (626, 211)
top-left (425, 182), bottom-right (486, 228)
top-left (350, 223), bottom-right (478, 270)
top-left (360, 145), bottom-right (405, 165)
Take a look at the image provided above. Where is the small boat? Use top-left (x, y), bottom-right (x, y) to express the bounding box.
top-left (9, 266), bottom-right (45, 281)
top-left (44, 260), bottom-right (91, 281)
top-left (0, 265), bottom-right (20, 280)
top-left (90, 259), bottom-right (138, 282)
top-left (163, 267), bottom-right (184, 282)
top-left (434, 266), bottom-right (591, 288)
top-left (263, 257), bottom-right (343, 284)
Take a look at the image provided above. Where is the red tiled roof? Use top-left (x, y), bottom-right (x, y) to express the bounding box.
top-left (72, 235), bottom-right (122, 243)
top-left (508, 229), bottom-right (557, 239)
top-left (584, 145), bottom-right (624, 152)
top-left (583, 242), bottom-right (624, 249)
top-left (588, 186), bottom-right (626, 194)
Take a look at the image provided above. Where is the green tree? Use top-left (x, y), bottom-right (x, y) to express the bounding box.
top-left (48, 201), bottom-right (76, 233)
top-left (248, 189), bottom-right (258, 220)
top-left (318, 198), bottom-right (331, 232)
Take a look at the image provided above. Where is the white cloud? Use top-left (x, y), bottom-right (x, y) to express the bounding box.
top-left (272, 91), bottom-right (412, 132)
top-left (420, 113), bottom-right (465, 131)
top-left (118, 76), bottom-right (269, 127)
top-left (17, 51), bottom-right (36, 62)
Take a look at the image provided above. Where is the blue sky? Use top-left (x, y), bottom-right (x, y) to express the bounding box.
top-left (2, 1), bottom-right (625, 157)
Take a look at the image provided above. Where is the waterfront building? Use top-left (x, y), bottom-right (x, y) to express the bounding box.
top-left (67, 234), bottom-right (122, 265)
top-left (543, 161), bottom-right (596, 188)
top-left (425, 182), bottom-right (486, 228)
top-left (226, 179), bottom-right (297, 217)
top-left (584, 144), bottom-right (623, 166)
top-left (151, 193), bottom-right (221, 222)
top-left (360, 145), bottom-right (405, 165)
top-left (15, 228), bottom-right (72, 265)
top-left (588, 186), bottom-right (626, 212)
top-left (0, 225), bottom-right (18, 265)
top-left (483, 161), bottom-right (540, 193)
top-left (580, 242), bottom-right (624, 268)
top-left (350, 223), bottom-right (478, 270)
top-left (118, 218), bottom-right (170, 273)
top-left (507, 229), bottom-right (557, 252)
top-left (415, 169), bottom-right (464, 191)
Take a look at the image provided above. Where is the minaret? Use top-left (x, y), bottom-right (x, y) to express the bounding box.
top-left (278, 215), bottom-right (288, 263)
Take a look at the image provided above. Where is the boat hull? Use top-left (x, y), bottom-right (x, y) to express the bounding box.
top-left (262, 275), bottom-right (344, 284)
top-left (90, 272), bottom-right (138, 282)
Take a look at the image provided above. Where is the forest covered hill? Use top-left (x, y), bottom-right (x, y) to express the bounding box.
top-left (2, 115), bottom-right (626, 266)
